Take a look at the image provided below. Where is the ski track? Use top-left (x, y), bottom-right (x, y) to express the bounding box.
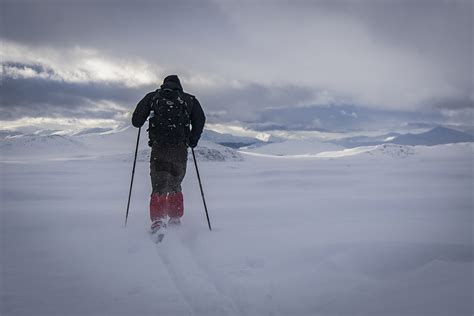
top-left (154, 228), bottom-right (241, 316)
top-left (174, 230), bottom-right (244, 316)
top-left (156, 248), bottom-right (196, 316)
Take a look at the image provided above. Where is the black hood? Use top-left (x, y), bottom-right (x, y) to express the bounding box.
top-left (160, 75), bottom-right (183, 91)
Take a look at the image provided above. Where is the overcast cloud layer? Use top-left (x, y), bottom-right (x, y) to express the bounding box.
top-left (1, 0), bottom-right (472, 133)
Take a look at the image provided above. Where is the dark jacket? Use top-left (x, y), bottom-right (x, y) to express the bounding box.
top-left (132, 75), bottom-right (206, 146)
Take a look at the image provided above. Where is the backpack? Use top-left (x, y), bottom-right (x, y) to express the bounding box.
top-left (148, 89), bottom-right (191, 145)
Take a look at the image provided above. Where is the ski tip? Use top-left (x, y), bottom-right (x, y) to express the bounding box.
top-left (155, 233), bottom-right (165, 243)
top-left (149, 230), bottom-right (166, 243)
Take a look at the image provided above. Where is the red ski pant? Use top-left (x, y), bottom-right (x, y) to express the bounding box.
top-left (150, 192), bottom-right (184, 221)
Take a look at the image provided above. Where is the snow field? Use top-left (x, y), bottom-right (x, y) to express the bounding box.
top-left (1, 143), bottom-right (473, 315)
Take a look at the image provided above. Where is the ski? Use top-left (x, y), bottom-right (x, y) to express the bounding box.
top-left (150, 229), bottom-right (166, 243)
top-left (149, 221), bottom-right (167, 243)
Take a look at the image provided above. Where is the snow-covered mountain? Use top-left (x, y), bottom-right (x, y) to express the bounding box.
top-left (240, 140), bottom-right (472, 161)
top-left (117, 141), bottom-right (243, 163)
top-left (0, 130), bottom-right (23, 139)
top-left (390, 126), bottom-right (474, 146)
top-left (72, 127), bottom-right (114, 136)
top-left (0, 127), bottom-right (243, 162)
top-left (201, 129), bottom-right (265, 148)
top-left (313, 143), bottom-right (417, 159)
top-left (330, 132), bottom-right (401, 148)
top-left (0, 134), bottom-right (86, 159)
top-left (331, 126), bottom-right (473, 148)
top-left (242, 138), bottom-right (344, 156)
top-left (317, 142), bottom-right (473, 159)
top-left (3, 125), bottom-right (472, 163)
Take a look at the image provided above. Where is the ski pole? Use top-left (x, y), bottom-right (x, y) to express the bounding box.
top-left (191, 147), bottom-right (212, 231)
top-left (125, 127), bottom-right (141, 227)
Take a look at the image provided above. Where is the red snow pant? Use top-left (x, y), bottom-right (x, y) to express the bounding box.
top-left (149, 142), bottom-right (188, 222)
top-left (150, 192), bottom-right (184, 221)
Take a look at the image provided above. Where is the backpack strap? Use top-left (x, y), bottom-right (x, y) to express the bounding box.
top-left (177, 91), bottom-right (194, 118)
top-left (150, 89), bottom-right (161, 110)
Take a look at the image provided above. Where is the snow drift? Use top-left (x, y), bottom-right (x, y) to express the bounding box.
top-left (1, 128), bottom-right (473, 316)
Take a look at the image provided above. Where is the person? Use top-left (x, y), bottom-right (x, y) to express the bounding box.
top-left (132, 75), bottom-right (205, 234)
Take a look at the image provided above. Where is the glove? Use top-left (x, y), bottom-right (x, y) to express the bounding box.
top-left (188, 138), bottom-right (199, 148)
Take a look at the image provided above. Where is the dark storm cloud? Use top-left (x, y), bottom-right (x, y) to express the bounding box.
top-left (0, 0), bottom-right (235, 65)
top-left (430, 96), bottom-right (474, 111)
top-left (246, 104), bottom-right (445, 132)
top-left (0, 68), bottom-right (153, 120)
top-left (337, 0), bottom-right (473, 93)
top-left (198, 83), bottom-right (316, 123)
top-left (0, 102), bottom-right (117, 122)
top-left (0, 62), bottom-right (317, 124)
top-left (1, 0), bottom-right (472, 131)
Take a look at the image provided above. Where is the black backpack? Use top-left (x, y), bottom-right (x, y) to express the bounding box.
top-left (148, 89), bottom-right (191, 145)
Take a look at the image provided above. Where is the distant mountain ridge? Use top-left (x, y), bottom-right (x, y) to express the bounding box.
top-left (0, 127), bottom-right (244, 162)
top-left (332, 126), bottom-right (473, 148)
top-left (0, 134), bottom-right (86, 158)
top-left (390, 126), bottom-right (474, 146)
top-left (201, 130), bottom-right (265, 148)
top-left (243, 138), bottom-right (344, 156)
top-left (331, 132), bottom-right (401, 148)
top-left (2, 126), bottom-right (472, 162)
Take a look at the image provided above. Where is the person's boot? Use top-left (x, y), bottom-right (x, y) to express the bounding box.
top-left (168, 217), bottom-right (181, 226)
top-left (150, 219), bottom-right (167, 243)
top-left (150, 193), bottom-right (168, 243)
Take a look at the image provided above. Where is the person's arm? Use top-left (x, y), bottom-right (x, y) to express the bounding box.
top-left (132, 92), bottom-right (154, 128)
top-left (188, 96), bottom-right (206, 147)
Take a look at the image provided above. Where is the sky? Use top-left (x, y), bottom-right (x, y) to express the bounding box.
top-left (1, 0), bottom-right (472, 134)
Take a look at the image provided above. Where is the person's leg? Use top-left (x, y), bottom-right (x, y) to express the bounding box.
top-left (149, 193), bottom-right (166, 224)
top-left (167, 191), bottom-right (184, 219)
top-left (150, 144), bottom-right (169, 228)
top-left (167, 143), bottom-right (188, 220)
top-left (150, 143), bottom-right (188, 224)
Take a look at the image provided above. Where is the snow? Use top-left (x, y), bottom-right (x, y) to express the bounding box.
top-left (331, 126), bottom-right (474, 148)
top-left (0, 128), bottom-right (242, 163)
top-left (390, 126), bottom-right (474, 146)
top-left (1, 133), bottom-right (473, 315)
top-left (191, 141), bottom-right (243, 162)
top-left (0, 134), bottom-right (87, 159)
top-left (243, 138), bottom-right (344, 156)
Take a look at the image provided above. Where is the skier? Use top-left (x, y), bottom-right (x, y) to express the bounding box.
top-left (132, 75), bottom-right (205, 239)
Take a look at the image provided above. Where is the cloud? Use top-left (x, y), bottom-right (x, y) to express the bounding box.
top-left (1, 41), bottom-right (162, 87)
top-left (0, 42), bottom-right (159, 123)
top-left (247, 103), bottom-right (447, 133)
top-left (0, 116), bottom-right (122, 133)
top-left (3, 1), bottom-right (471, 108)
top-left (1, 0), bottom-right (472, 132)
top-left (214, 1), bottom-right (472, 110)
top-left (197, 83), bottom-right (318, 122)
top-left (0, 75), bottom-right (146, 120)
top-left (1, 41), bottom-right (323, 124)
